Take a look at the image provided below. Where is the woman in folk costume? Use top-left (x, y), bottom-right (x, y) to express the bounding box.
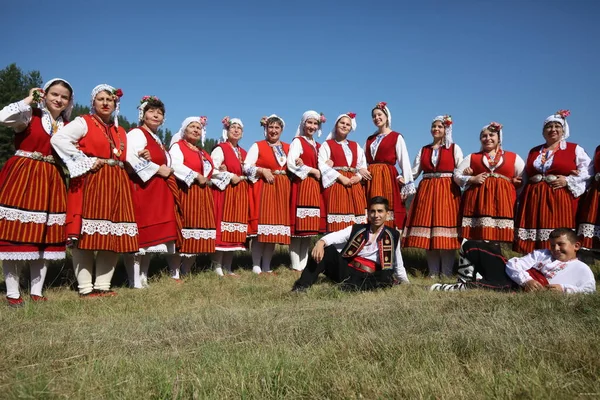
top-left (576, 144), bottom-right (600, 249)
top-left (403, 115), bottom-right (463, 277)
top-left (244, 114), bottom-right (291, 274)
top-left (287, 110), bottom-right (326, 272)
top-left (514, 110), bottom-right (590, 253)
top-left (209, 117), bottom-right (249, 277)
top-left (454, 121), bottom-right (525, 243)
top-left (51, 84), bottom-right (137, 297)
top-left (0, 79), bottom-right (72, 306)
top-left (124, 96), bottom-right (181, 288)
top-left (318, 112), bottom-right (368, 232)
top-left (364, 101), bottom-right (415, 230)
top-left (168, 116), bottom-right (216, 279)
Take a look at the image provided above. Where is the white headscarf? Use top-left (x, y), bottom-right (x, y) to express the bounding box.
top-left (171, 116), bottom-right (207, 148)
top-left (221, 117), bottom-right (244, 143)
top-left (90, 84), bottom-right (122, 127)
top-left (325, 113), bottom-right (357, 141)
top-left (432, 115), bottom-right (453, 149)
top-left (40, 78), bottom-right (75, 120)
top-left (480, 122), bottom-right (503, 151)
top-left (373, 102), bottom-right (392, 128)
top-left (543, 110), bottom-right (570, 147)
top-left (295, 110), bottom-right (323, 138)
top-left (261, 114), bottom-right (285, 138)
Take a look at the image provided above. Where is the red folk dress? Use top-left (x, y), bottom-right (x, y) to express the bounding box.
top-left (459, 151), bottom-right (521, 242)
top-left (211, 142), bottom-right (249, 251)
top-left (321, 140), bottom-right (367, 232)
top-left (577, 145), bottom-right (600, 249)
top-left (246, 140), bottom-right (291, 245)
top-left (403, 144), bottom-right (461, 250)
top-left (0, 106), bottom-right (67, 260)
top-left (288, 136), bottom-right (325, 237)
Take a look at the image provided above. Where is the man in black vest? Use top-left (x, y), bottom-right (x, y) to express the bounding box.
top-left (292, 196), bottom-right (410, 291)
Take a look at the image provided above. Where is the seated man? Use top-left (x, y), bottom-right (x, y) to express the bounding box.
top-left (431, 228), bottom-right (596, 294)
top-left (292, 196), bottom-right (410, 292)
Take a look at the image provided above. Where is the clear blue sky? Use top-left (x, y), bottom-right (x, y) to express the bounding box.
top-left (1, 0), bottom-right (598, 160)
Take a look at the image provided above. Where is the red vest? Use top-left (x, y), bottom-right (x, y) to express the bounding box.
top-left (15, 108), bottom-right (65, 155)
top-left (470, 150), bottom-right (517, 177)
top-left (365, 131), bottom-right (401, 165)
top-left (525, 142), bottom-right (577, 176)
top-left (256, 140), bottom-right (289, 171)
top-left (420, 144), bottom-right (456, 173)
top-left (326, 140), bottom-right (358, 168)
top-left (216, 142), bottom-right (247, 175)
top-left (177, 140), bottom-right (214, 178)
top-left (138, 127), bottom-right (168, 166)
top-left (294, 137), bottom-right (320, 168)
top-left (79, 115), bottom-right (127, 161)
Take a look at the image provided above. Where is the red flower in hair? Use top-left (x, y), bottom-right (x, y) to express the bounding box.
top-left (376, 101), bottom-right (387, 110)
top-left (347, 112), bottom-right (356, 119)
top-left (260, 116), bottom-right (268, 127)
top-left (113, 88), bottom-right (123, 98)
top-left (319, 113), bottom-right (326, 124)
top-left (443, 115), bottom-right (452, 126)
top-left (222, 116), bottom-right (231, 128)
top-left (557, 109), bottom-right (571, 118)
top-left (489, 121), bottom-right (503, 131)
top-left (199, 116), bottom-right (208, 126)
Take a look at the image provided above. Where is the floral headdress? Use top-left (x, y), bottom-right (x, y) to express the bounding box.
top-left (137, 95), bottom-right (162, 122)
top-left (543, 109), bottom-right (571, 147)
top-left (372, 101), bottom-right (391, 128)
top-left (221, 116), bottom-right (244, 143)
top-left (261, 114), bottom-right (285, 138)
top-left (90, 84), bottom-right (122, 128)
top-left (326, 112), bottom-right (357, 141)
top-left (170, 116), bottom-right (208, 148)
top-left (480, 121), bottom-right (504, 150)
top-left (432, 114), bottom-right (453, 149)
top-left (297, 110), bottom-right (324, 137)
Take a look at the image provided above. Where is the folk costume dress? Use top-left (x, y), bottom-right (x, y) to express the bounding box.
top-left (319, 139), bottom-right (367, 232)
top-left (404, 143), bottom-right (463, 250)
top-left (455, 150), bottom-right (525, 242)
top-left (364, 131), bottom-right (415, 229)
top-left (514, 141), bottom-right (590, 253)
top-left (577, 145), bottom-right (600, 249)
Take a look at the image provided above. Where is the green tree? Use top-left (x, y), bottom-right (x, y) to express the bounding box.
top-left (0, 64), bottom-right (43, 166)
top-left (202, 137), bottom-right (219, 153)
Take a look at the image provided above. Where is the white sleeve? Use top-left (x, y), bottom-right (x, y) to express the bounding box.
top-left (50, 117), bottom-right (96, 178)
top-left (356, 144), bottom-right (368, 170)
top-left (396, 135), bottom-right (416, 195)
top-left (0, 100), bottom-right (32, 132)
top-left (243, 143), bottom-right (260, 183)
top-left (210, 146), bottom-right (233, 189)
top-left (505, 251), bottom-right (540, 286)
top-left (453, 144), bottom-right (464, 167)
top-left (411, 148), bottom-right (423, 180)
top-left (561, 264), bottom-right (596, 294)
top-left (453, 154), bottom-right (472, 190)
top-left (394, 244), bottom-right (409, 282)
top-left (318, 142), bottom-right (339, 188)
top-left (287, 138), bottom-right (311, 179)
top-left (321, 226), bottom-right (353, 247)
top-left (126, 128), bottom-right (160, 183)
top-left (169, 143), bottom-right (197, 187)
top-left (514, 154), bottom-right (525, 178)
top-left (565, 145), bottom-right (591, 198)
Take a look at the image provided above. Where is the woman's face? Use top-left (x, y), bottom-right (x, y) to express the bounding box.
top-left (266, 122), bottom-right (283, 143)
top-left (143, 107), bottom-right (164, 132)
top-left (303, 118), bottom-right (319, 138)
top-left (45, 84), bottom-right (71, 116)
top-left (184, 121), bottom-right (203, 144)
top-left (93, 90), bottom-right (116, 121)
top-left (372, 109), bottom-right (388, 128)
top-left (430, 120), bottom-right (446, 141)
top-left (543, 122), bottom-right (564, 145)
top-left (335, 116), bottom-right (353, 140)
top-left (228, 123), bottom-right (243, 142)
top-left (480, 129), bottom-right (499, 152)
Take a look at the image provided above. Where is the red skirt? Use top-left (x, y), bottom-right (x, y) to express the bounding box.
top-left (323, 171), bottom-right (367, 232)
top-left (248, 174), bottom-right (291, 245)
top-left (179, 182), bottom-right (215, 254)
top-left (577, 179), bottom-right (600, 249)
top-left (365, 163), bottom-right (406, 229)
top-left (213, 180), bottom-right (249, 251)
top-left (290, 176), bottom-right (325, 237)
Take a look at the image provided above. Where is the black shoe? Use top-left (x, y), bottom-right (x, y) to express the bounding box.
top-left (291, 284), bottom-right (308, 293)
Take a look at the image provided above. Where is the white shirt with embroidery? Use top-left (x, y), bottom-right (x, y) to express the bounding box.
top-left (243, 142), bottom-right (287, 183)
top-left (453, 152), bottom-right (525, 190)
top-left (287, 136), bottom-right (318, 180)
top-left (411, 144), bottom-right (464, 180)
top-left (126, 128), bottom-right (171, 183)
top-left (366, 133), bottom-right (416, 196)
top-left (318, 140), bottom-right (367, 188)
top-left (505, 249), bottom-right (596, 293)
top-left (50, 116), bottom-right (97, 178)
top-left (169, 142), bottom-right (211, 188)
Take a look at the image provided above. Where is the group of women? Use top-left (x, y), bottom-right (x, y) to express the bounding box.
top-left (0, 78), bottom-right (598, 305)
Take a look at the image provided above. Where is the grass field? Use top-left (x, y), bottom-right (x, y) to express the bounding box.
top-left (1, 247), bottom-right (599, 399)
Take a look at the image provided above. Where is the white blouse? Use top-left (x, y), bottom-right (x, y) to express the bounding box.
top-left (126, 128), bottom-right (171, 183)
top-left (318, 140), bottom-right (367, 189)
top-left (453, 152), bottom-right (525, 190)
top-left (287, 136), bottom-right (318, 180)
top-left (366, 133), bottom-right (416, 196)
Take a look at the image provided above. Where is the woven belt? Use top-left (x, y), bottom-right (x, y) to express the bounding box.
top-left (273, 170), bottom-right (287, 175)
top-left (422, 172), bottom-right (453, 179)
top-left (15, 150), bottom-right (55, 164)
top-left (99, 158), bottom-right (125, 168)
top-left (530, 174), bottom-right (558, 183)
top-left (484, 172), bottom-right (511, 182)
top-left (333, 166), bottom-right (357, 172)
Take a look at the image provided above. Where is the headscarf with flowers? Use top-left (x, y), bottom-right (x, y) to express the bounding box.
top-left (325, 112), bottom-right (357, 141)
top-left (137, 95), bottom-right (162, 123)
top-left (90, 84), bottom-right (123, 128)
top-left (432, 115), bottom-right (453, 149)
top-left (221, 116), bottom-right (244, 143)
top-left (543, 110), bottom-right (571, 147)
top-left (295, 110), bottom-right (325, 138)
top-left (170, 116), bottom-right (208, 148)
top-left (373, 101), bottom-right (392, 128)
top-left (480, 121), bottom-right (503, 151)
top-left (260, 114), bottom-right (285, 138)
top-left (33, 78), bottom-right (75, 135)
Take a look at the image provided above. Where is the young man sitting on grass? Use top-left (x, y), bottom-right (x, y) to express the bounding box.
top-left (292, 196), bottom-right (410, 292)
top-left (431, 228), bottom-right (596, 293)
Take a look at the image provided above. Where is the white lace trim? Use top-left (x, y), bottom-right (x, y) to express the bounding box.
top-left (183, 170), bottom-right (196, 187)
top-left (296, 208), bottom-right (320, 218)
top-left (565, 175), bottom-right (585, 198)
top-left (407, 227), bottom-right (458, 238)
top-left (211, 172), bottom-right (230, 191)
top-left (355, 215), bottom-right (367, 224)
top-left (81, 219), bottom-right (138, 237)
top-left (462, 217), bottom-right (514, 229)
top-left (327, 214), bottom-right (355, 223)
top-left (578, 223), bottom-right (600, 239)
top-left (517, 228), bottom-right (554, 241)
top-left (65, 152), bottom-right (96, 178)
top-left (0, 250), bottom-right (66, 260)
top-left (182, 229), bottom-right (216, 240)
top-left (257, 224), bottom-right (291, 236)
top-left (221, 222), bottom-right (247, 233)
top-left (0, 206), bottom-right (66, 226)
top-left (401, 181), bottom-right (416, 196)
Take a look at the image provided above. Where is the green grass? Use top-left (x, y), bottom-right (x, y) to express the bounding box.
top-left (0, 248), bottom-right (599, 399)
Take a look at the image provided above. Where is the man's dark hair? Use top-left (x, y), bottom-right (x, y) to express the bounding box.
top-left (549, 228), bottom-right (579, 244)
top-left (368, 196), bottom-right (389, 211)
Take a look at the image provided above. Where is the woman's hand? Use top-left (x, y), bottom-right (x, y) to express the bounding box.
top-left (138, 149), bottom-right (151, 161)
top-left (469, 173), bottom-right (488, 185)
top-left (550, 175), bottom-right (567, 190)
top-left (310, 168), bottom-right (321, 180)
top-left (463, 167), bottom-right (474, 176)
top-left (157, 164), bottom-right (173, 178)
top-left (325, 160), bottom-right (334, 168)
top-left (196, 174), bottom-right (207, 186)
top-left (25, 87), bottom-right (44, 105)
top-left (359, 168), bottom-right (372, 180)
top-left (90, 159), bottom-right (105, 172)
top-left (230, 174), bottom-right (241, 185)
top-left (260, 168), bottom-right (275, 184)
top-left (349, 175), bottom-right (361, 185)
top-left (295, 158), bottom-right (305, 167)
top-left (512, 176), bottom-right (523, 187)
top-left (396, 176), bottom-right (405, 185)
top-left (337, 175), bottom-right (351, 187)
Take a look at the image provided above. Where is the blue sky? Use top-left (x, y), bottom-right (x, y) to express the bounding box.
top-left (1, 0), bottom-right (598, 161)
